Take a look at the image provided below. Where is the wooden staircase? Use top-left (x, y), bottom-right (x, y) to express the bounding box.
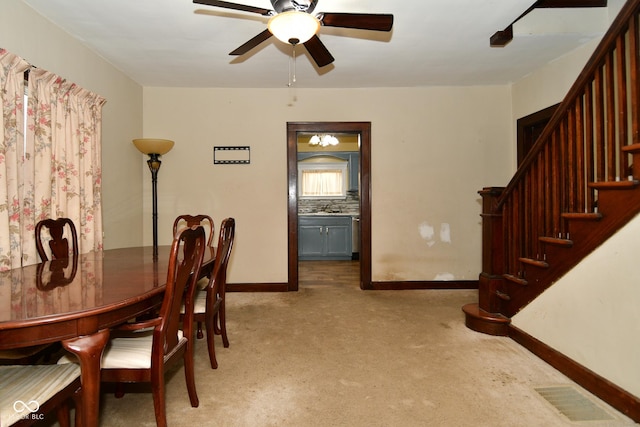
top-left (464, 0), bottom-right (640, 332)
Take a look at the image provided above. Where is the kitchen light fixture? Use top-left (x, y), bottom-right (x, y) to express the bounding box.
top-left (268, 11), bottom-right (320, 45)
top-left (133, 138), bottom-right (174, 259)
top-left (309, 134), bottom-right (339, 147)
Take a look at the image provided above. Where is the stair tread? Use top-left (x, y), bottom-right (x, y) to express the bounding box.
top-left (539, 236), bottom-right (574, 247)
top-left (562, 212), bottom-right (603, 220)
top-left (621, 143), bottom-right (640, 153)
top-left (589, 180), bottom-right (639, 189)
top-left (504, 274), bottom-right (528, 286)
top-left (519, 257), bottom-right (549, 268)
top-left (495, 290), bottom-right (511, 301)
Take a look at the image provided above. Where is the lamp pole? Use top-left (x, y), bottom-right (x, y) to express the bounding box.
top-left (133, 138), bottom-right (174, 260)
top-left (147, 153), bottom-right (162, 259)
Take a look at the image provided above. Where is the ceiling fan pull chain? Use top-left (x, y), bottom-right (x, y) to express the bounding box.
top-left (293, 44), bottom-right (297, 84)
top-left (288, 44), bottom-right (298, 87)
top-left (288, 53), bottom-right (292, 87)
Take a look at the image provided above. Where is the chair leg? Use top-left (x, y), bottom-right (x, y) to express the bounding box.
top-left (205, 314), bottom-right (218, 369)
top-left (114, 382), bottom-right (125, 398)
top-left (151, 370), bottom-right (168, 427)
top-left (73, 386), bottom-right (82, 427)
top-left (56, 402), bottom-right (71, 427)
top-left (213, 311), bottom-right (221, 335)
top-left (183, 344), bottom-right (199, 407)
top-left (197, 321), bottom-right (204, 340)
top-left (219, 301), bottom-right (229, 348)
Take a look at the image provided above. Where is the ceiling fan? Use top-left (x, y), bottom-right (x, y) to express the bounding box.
top-left (193, 0), bottom-right (394, 67)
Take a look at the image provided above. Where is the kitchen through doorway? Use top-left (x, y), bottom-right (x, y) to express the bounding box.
top-left (287, 122), bottom-right (372, 291)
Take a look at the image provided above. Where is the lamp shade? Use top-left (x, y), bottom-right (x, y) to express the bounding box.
top-left (133, 138), bottom-right (174, 155)
top-left (268, 11), bottom-right (320, 45)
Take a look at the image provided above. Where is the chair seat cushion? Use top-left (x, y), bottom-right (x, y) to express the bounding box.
top-left (0, 364), bottom-right (80, 426)
top-left (196, 277), bottom-right (209, 291)
top-left (192, 288), bottom-right (207, 314)
top-left (181, 288), bottom-right (207, 315)
top-left (0, 344), bottom-right (52, 360)
top-left (58, 330), bottom-right (185, 369)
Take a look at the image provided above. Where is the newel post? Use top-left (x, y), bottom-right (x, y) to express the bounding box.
top-left (462, 187), bottom-right (510, 335)
top-left (478, 187), bottom-right (505, 313)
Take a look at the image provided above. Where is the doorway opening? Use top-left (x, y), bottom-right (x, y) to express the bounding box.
top-left (516, 103), bottom-right (559, 167)
top-left (287, 122), bottom-right (372, 291)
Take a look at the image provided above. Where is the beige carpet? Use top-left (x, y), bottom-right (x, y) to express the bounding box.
top-left (88, 263), bottom-right (634, 427)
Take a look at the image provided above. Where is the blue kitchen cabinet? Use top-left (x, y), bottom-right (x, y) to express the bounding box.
top-left (299, 216), bottom-right (352, 260)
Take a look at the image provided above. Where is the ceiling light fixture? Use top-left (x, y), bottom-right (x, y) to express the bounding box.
top-left (268, 11), bottom-right (320, 45)
top-left (309, 134), bottom-right (339, 147)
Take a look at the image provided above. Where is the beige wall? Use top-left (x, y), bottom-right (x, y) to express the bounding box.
top-left (1, 0), bottom-right (144, 250)
top-left (511, 0), bottom-right (626, 128)
top-left (142, 86), bottom-right (513, 284)
top-left (510, 37), bottom-right (598, 165)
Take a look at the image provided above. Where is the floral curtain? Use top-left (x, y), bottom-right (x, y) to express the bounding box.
top-left (0, 50), bottom-right (29, 271)
top-left (0, 49), bottom-right (105, 271)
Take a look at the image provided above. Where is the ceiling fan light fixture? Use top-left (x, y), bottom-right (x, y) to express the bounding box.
top-left (268, 11), bottom-right (320, 45)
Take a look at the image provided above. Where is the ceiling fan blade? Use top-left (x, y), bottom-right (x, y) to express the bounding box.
top-left (193, 0), bottom-right (273, 16)
top-left (229, 29), bottom-right (273, 55)
top-left (303, 35), bottom-right (335, 68)
top-left (320, 13), bottom-right (393, 32)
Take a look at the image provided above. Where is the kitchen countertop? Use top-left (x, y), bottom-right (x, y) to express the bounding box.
top-left (299, 212), bottom-right (359, 218)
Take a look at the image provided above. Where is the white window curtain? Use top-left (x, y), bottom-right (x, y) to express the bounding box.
top-left (301, 169), bottom-right (343, 197)
top-left (0, 49), bottom-right (105, 270)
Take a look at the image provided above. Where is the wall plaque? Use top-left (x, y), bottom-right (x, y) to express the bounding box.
top-left (214, 146), bottom-right (250, 164)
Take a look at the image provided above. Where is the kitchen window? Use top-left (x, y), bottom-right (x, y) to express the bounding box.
top-left (298, 157), bottom-right (348, 199)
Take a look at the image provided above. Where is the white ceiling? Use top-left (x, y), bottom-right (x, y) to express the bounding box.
top-left (19, 0), bottom-right (610, 88)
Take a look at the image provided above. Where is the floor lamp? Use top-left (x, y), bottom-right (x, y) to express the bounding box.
top-left (133, 138), bottom-right (174, 259)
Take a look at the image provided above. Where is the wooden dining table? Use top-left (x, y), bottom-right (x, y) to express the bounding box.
top-left (0, 245), bottom-right (215, 427)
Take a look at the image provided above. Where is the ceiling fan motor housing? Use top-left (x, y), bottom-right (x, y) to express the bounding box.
top-left (195, 0), bottom-right (393, 68)
top-left (271, 0), bottom-right (318, 14)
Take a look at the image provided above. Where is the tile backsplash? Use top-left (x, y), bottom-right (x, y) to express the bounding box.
top-left (298, 190), bottom-right (360, 215)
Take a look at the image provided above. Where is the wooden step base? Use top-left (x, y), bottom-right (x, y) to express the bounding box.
top-left (462, 303), bottom-right (510, 336)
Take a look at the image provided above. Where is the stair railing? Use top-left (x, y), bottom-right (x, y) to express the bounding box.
top-left (479, 0), bottom-right (640, 319)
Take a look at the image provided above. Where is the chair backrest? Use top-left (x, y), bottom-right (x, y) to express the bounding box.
top-left (209, 218), bottom-right (235, 293)
top-left (35, 218), bottom-right (79, 262)
top-left (173, 214), bottom-right (215, 247)
top-left (157, 225), bottom-right (206, 358)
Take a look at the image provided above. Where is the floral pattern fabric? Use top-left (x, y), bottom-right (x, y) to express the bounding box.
top-left (0, 49), bottom-right (105, 271)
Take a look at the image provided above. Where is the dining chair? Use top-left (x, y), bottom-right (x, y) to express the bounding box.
top-left (173, 214), bottom-right (215, 247)
top-left (173, 214), bottom-right (216, 337)
top-left (58, 225), bottom-right (206, 427)
top-left (0, 363), bottom-right (81, 427)
top-left (184, 217), bottom-right (235, 369)
top-left (35, 218), bottom-right (79, 261)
